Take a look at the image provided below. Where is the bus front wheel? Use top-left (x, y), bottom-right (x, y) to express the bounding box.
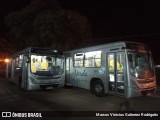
top-left (93, 80), bottom-right (104, 97)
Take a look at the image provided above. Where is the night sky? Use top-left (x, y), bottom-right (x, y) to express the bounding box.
top-left (0, 0), bottom-right (160, 64)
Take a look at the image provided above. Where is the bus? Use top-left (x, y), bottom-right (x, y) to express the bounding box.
top-left (64, 41), bottom-right (156, 98)
top-left (6, 47), bottom-right (65, 90)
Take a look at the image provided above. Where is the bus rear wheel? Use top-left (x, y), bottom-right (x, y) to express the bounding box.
top-left (93, 80), bottom-right (104, 97)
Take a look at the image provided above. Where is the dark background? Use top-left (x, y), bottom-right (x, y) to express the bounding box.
top-left (0, 0), bottom-right (160, 64)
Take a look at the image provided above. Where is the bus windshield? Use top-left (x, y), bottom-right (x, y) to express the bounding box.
top-left (128, 51), bottom-right (154, 79)
top-left (31, 55), bottom-right (64, 76)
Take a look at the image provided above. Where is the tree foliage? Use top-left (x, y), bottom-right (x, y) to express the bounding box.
top-left (4, 0), bottom-right (92, 51)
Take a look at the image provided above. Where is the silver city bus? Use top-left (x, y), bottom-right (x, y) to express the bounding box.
top-left (6, 47), bottom-right (65, 90)
top-left (64, 41), bottom-right (156, 98)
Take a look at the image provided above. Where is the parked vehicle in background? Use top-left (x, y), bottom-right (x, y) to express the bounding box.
top-left (6, 47), bottom-right (65, 90)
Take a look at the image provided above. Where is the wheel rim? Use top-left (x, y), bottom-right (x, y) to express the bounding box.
top-left (95, 84), bottom-right (102, 93)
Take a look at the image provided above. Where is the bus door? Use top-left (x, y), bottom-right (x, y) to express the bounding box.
top-left (65, 57), bottom-right (72, 85)
top-left (107, 52), bottom-right (125, 95)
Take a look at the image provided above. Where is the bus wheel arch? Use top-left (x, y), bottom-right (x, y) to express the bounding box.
top-left (90, 78), bottom-right (104, 97)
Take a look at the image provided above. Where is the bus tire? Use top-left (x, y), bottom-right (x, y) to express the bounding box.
top-left (93, 80), bottom-right (104, 97)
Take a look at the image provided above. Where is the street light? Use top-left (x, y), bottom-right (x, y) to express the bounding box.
top-left (4, 58), bottom-right (9, 63)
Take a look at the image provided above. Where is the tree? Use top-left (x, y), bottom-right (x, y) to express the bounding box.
top-left (0, 38), bottom-right (11, 57)
top-left (4, 0), bottom-right (92, 52)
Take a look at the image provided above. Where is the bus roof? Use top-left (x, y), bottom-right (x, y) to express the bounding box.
top-left (64, 41), bottom-right (147, 54)
top-left (11, 47), bottom-right (62, 58)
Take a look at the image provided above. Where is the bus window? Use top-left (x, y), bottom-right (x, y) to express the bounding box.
top-left (31, 55), bottom-right (64, 75)
top-left (31, 55), bottom-right (48, 72)
top-left (15, 54), bottom-right (23, 68)
top-left (56, 58), bottom-right (64, 70)
top-left (41, 56), bottom-right (48, 70)
top-left (84, 51), bottom-right (101, 67)
top-left (117, 53), bottom-right (124, 72)
top-left (128, 51), bottom-right (154, 78)
top-left (15, 57), bottom-right (19, 67)
top-left (74, 53), bottom-right (84, 67)
top-left (108, 54), bottom-right (115, 72)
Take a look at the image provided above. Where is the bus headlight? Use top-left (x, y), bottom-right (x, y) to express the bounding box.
top-left (4, 58), bottom-right (10, 63)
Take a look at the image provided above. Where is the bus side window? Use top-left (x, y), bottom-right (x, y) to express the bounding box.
top-left (85, 51), bottom-right (101, 68)
top-left (18, 54), bottom-right (23, 67)
top-left (117, 54), bottom-right (124, 72)
top-left (15, 57), bottom-right (19, 67)
top-left (95, 59), bottom-right (101, 67)
top-left (15, 54), bottom-right (23, 68)
top-left (74, 53), bottom-right (84, 67)
top-left (108, 54), bottom-right (114, 72)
